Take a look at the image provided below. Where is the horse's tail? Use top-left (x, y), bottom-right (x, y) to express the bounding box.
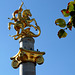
top-left (9, 34), bottom-right (23, 40)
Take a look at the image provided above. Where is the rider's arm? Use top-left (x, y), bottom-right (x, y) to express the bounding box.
top-left (19, 2), bottom-right (24, 10)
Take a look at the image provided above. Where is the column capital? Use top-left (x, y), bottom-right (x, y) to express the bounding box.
top-left (10, 48), bottom-right (45, 69)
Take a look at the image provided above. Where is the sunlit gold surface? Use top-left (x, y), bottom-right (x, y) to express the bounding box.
top-left (10, 48), bottom-right (45, 69)
top-left (8, 2), bottom-right (41, 40)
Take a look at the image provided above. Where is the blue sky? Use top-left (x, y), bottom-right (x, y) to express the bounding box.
top-left (0, 0), bottom-right (75, 75)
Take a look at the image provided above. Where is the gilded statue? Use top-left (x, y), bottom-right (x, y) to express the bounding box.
top-left (8, 2), bottom-right (41, 40)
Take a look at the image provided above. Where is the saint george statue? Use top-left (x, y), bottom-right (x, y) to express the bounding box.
top-left (8, 2), bottom-right (41, 40)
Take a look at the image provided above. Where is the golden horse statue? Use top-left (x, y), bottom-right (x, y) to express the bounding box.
top-left (8, 2), bottom-right (41, 40)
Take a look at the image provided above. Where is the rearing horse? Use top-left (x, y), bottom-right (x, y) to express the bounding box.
top-left (8, 9), bottom-right (37, 36)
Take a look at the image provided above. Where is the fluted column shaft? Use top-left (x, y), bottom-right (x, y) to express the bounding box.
top-left (19, 37), bottom-right (36, 75)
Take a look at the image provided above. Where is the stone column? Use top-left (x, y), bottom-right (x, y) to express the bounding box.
top-left (19, 37), bottom-right (36, 75)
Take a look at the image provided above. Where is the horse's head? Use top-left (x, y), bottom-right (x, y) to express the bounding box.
top-left (22, 9), bottom-right (32, 17)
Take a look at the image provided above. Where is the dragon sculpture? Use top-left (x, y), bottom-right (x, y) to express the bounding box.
top-left (8, 2), bottom-right (41, 40)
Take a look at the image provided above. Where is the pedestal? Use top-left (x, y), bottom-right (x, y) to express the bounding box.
top-left (19, 37), bottom-right (35, 50)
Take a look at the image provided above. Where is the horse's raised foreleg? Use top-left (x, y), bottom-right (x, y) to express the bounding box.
top-left (30, 25), bottom-right (37, 31)
top-left (8, 22), bottom-right (15, 30)
top-left (31, 18), bottom-right (37, 26)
